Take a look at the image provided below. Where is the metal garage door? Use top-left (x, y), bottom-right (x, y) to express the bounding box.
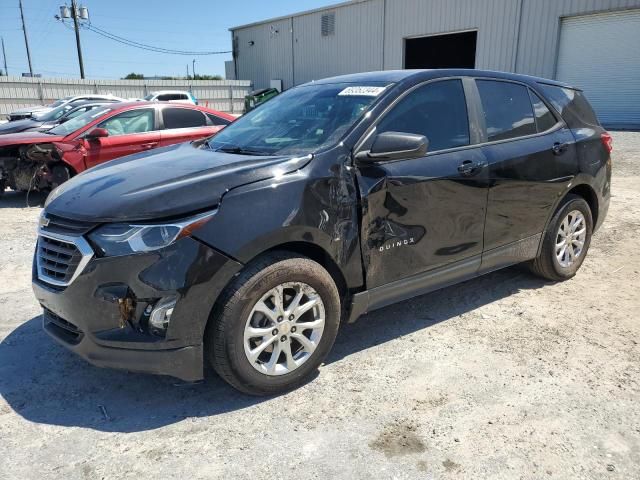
top-left (556, 9), bottom-right (640, 129)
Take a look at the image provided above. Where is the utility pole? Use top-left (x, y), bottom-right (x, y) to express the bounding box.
top-left (192, 59), bottom-right (196, 79)
top-left (186, 63), bottom-right (189, 79)
top-left (18, 0), bottom-right (33, 76)
top-left (70, 0), bottom-right (85, 78)
top-left (1, 37), bottom-right (8, 76)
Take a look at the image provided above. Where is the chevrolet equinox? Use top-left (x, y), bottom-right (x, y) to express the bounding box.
top-left (33, 70), bottom-right (612, 395)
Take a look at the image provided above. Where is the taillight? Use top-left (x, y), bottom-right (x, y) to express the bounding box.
top-left (601, 132), bottom-right (613, 153)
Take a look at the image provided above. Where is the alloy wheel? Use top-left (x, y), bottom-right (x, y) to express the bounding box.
top-left (243, 282), bottom-right (325, 376)
top-left (555, 209), bottom-right (587, 268)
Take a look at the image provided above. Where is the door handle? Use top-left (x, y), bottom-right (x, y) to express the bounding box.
top-left (140, 142), bottom-right (158, 150)
top-left (552, 142), bottom-right (569, 155)
top-left (457, 160), bottom-right (486, 176)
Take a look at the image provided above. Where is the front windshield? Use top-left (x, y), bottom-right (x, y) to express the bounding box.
top-left (143, 93), bottom-right (155, 101)
top-left (208, 82), bottom-right (388, 156)
top-left (47, 106), bottom-right (112, 136)
top-left (34, 104), bottom-right (74, 122)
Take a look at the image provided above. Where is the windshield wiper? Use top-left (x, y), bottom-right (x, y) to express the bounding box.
top-left (216, 145), bottom-right (266, 156)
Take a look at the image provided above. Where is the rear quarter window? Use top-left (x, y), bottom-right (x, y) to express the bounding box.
top-left (529, 90), bottom-right (558, 132)
top-left (206, 113), bottom-right (231, 126)
top-left (538, 84), bottom-right (600, 129)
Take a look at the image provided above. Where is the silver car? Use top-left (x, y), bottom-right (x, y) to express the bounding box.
top-left (7, 94), bottom-right (125, 121)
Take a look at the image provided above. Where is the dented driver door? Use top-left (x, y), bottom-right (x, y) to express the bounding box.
top-left (355, 79), bottom-right (489, 289)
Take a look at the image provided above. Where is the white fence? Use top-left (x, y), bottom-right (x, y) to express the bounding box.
top-left (0, 76), bottom-right (252, 117)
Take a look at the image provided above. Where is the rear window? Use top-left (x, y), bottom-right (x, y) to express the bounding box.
top-left (538, 84), bottom-right (600, 129)
top-left (476, 80), bottom-right (536, 142)
top-left (158, 93), bottom-right (189, 101)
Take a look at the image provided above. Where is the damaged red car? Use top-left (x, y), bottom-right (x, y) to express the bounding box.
top-left (0, 102), bottom-right (234, 195)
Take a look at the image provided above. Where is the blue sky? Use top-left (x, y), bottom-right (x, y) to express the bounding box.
top-left (0, 0), bottom-right (337, 79)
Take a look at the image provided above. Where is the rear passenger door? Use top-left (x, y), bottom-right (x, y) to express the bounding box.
top-left (159, 106), bottom-right (218, 146)
top-left (475, 79), bottom-right (578, 272)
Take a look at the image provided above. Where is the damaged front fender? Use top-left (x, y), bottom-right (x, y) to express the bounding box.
top-left (0, 142), bottom-right (77, 191)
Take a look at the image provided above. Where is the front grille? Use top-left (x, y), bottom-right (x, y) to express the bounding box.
top-left (37, 236), bottom-right (83, 284)
top-left (43, 309), bottom-right (83, 344)
top-left (36, 230), bottom-right (94, 287)
top-left (43, 214), bottom-right (97, 236)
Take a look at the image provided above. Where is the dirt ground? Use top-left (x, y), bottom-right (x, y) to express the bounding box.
top-left (0, 132), bottom-right (638, 480)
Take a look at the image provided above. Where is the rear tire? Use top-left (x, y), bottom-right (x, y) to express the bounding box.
top-left (206, 251), bottom-right (341, 395)
top-left (528, 194), bottom-right (593, 281)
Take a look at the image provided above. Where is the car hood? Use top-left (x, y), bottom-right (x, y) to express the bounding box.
top-left (0, 131), bottom-right (65, 147)
top-left (11, 105), bottom-right (51, 115)
top-left (0, 119), bottom-right (43, 134)
top-left (45, 142), bottom-right (312, 222)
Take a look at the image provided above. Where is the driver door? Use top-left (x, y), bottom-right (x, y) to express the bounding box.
top-left (355, 79), bottom-right (489, 288)
top-left (84, 107), bottom-right (160, 169)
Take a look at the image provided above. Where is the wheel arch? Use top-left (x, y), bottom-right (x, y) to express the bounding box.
top-left (203, 240), bottom-right (350, 342)
top-left (537, 182), bottom-right (599, 257)
top-left (566, 183), bottom-right (598, 227)
top-left (261, 241), bottom-right (349, 300)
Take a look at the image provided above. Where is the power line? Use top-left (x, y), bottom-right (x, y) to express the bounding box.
top-left (83, 23), bottom-right (231, 56)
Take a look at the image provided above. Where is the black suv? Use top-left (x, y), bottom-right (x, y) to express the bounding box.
top-left (33, 70), bottom-right (611, 395)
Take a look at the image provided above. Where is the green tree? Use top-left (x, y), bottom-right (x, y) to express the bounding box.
top-left (192, 74), bottom-right (223, 80)
top-left (123, 72), bottom-right (144, 80)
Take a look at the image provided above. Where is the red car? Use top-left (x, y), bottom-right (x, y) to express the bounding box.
top-left (0, 102), bottom-right (234, 194)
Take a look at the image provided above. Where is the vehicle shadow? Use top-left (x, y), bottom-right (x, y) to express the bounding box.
top-left (0, 266), bottom-right (548, 433)
top-left (0, 190), bottom-right (48, 208)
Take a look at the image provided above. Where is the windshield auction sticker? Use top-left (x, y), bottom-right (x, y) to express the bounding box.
top-left (338, 86), bottom-right (387, 97)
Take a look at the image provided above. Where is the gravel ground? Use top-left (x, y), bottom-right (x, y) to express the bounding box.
top-left (1, 132), bottom-right (639, 480)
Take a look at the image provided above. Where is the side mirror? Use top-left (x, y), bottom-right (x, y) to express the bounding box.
top-left (355, 131), bottom-right (428, 163)
top-left (86, 127), bottom-right (109, 140)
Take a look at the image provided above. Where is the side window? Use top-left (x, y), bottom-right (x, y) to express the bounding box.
top-left (206, 113), bottom-right (231, 126)
top-left (529, 90), bottom-right (557, 132)
top-left (377, 79), bottom-right (470, 152)
top-left (476, 80), bottom-right (536, 141)
top-left (98, 109), bottom-right (155, 136)
top-left (163, 107), bottom-right (207, 129)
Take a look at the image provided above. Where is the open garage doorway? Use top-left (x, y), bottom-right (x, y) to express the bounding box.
top-left (404, 31), bottom-right (477, 69)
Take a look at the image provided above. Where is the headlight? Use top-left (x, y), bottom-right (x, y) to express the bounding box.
top-left (88, 210), bottom-right (216, 257)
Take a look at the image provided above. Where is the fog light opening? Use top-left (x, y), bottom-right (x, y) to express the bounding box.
top-left (149, 296), bottom-right (177, 336)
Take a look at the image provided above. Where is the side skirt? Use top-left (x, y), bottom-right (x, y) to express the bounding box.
top-left (478, 233), bottom-right (542, 275)
top-left (347, 233), bottom-right (542, 323)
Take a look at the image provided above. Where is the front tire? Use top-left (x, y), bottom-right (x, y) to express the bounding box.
top-left (529, 194), bottom-right (593, 281)
top-left (206, 251), bottom-right (341, 395)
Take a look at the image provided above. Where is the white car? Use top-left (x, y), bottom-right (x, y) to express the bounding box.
top-left (143, 90), bottom-right (197, 104)
top-left (7, 94), bottom-right (125, 122)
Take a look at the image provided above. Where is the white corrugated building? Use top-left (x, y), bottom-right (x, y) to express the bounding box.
top-left (229, 0), bottom-right (640, 128)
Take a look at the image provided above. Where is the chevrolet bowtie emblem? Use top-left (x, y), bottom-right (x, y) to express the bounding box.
top-left (39, 215), bottom-right (50, 228)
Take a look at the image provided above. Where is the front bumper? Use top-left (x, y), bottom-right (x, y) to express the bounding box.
top-left (32, 236), bottom-right (242, 381)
